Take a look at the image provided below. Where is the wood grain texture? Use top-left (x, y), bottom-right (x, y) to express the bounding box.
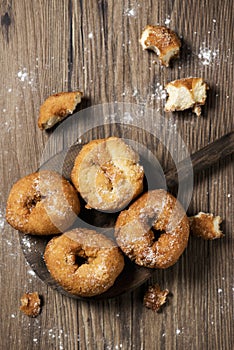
top-left (0, 1), bottom-right (233, 350)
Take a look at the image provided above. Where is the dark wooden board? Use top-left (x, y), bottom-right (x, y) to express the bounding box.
top-left (0, 1), bottom-right (233, 349)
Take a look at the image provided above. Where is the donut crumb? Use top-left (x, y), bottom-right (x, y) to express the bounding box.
top-left (19, 292), bottom-right (41, 317)
top-left (189, 212), bottom-right (223, 240)
top-left (140, 25), bottom-right (181, 67)
top-left (143, 284), bottom-right (169, 312)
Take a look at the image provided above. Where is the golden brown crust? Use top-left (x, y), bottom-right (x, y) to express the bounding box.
top-left (115, 189), bottom-right (189, 269)
top-left (165, 77), bottom-right (209, 116)
top-left (20, 292), bottom-right (41, 317)
top-left (6, 170), bottom-right (80, 235)
top-left (71, 137), bottom-right (144, 212)
top-left (143, 284), bottom-right (169, 312)
top-left (189, 212), bottom-right (223, 240)
top-left (140, 25), bottom-right (181, 66)
top-left (38, 91), bottom-right (83, 130)
top-left (44, 228), bottom-right (125, 297)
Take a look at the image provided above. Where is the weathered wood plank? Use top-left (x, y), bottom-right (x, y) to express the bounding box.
top-left (0, 0), bottom-right (233, 349)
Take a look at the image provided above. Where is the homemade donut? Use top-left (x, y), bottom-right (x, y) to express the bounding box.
top-left (44, 228), bottom-right (125, 297)
top-left (6, 170), bottom-right (80, 235)
top-left (71, 137), bottom-right (144, 212)
top-left (115, 189), bottom-right (189, 269)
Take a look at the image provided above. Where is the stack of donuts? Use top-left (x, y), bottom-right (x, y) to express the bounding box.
top-left (6, 136), bottom-right (189, 297)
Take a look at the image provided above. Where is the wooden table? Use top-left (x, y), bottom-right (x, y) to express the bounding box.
top-left (1, 1), bottom-right (233, 349)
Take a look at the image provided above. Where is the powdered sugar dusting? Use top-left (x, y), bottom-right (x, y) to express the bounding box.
top-left (123, 112), bottom-right (134, 124)
top-left (22, 236), bottom-right (32, 250)
top-left (130, 82), bottom-right (167, 110)
top-left (198, 44), bottom-right (219, 65)
top-left (164, 17), bottom-right (171, 25)
top-left (17, 69), bottom-right (28, 82)
top-left (124, 8), bottom-right (137, 17)
top-left (0, 209), bottom-right (5, 229)
top-left (39, 327), bottom-right (75, 348)
top-left (17, 67), bottom-right (36, 87)
top-left (123, 2), bottom-right (141, 18)
top-left (28, 269), bottom-right (36, 277)
top-left (151, 83), bottom-right (167, 100)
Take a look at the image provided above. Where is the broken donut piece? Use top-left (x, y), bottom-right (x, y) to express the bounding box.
top-left (38, 91), bottom-right (83, 130)
top-left (140, 25), bottom-right (181, 67)
top-left (189, 212), bottom-right (223, 240)
top-left (165, 77), bottom-right (209, 116)
top-left (20, 292), bottom-right (41, 317)
top-left (143, 284), bottom-right (169, 312)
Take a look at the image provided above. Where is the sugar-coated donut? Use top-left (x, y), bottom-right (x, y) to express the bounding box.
top-left (6, 170), bottom-right (80, 235)
top-left (44, 228), bottom-right (125, 297)
top-left (115, 189), bottom-right (189, 269)
top-left (71, 137), bottom-right (144, 212)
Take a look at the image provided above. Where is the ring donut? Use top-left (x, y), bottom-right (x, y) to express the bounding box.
top-left (6, 170), bottom-right (80, 235)
top-left (71, 137), bottom-right (144, 212)
top-left (115, 189), bottom-right (189, 269)
top-left (44, 228), bottom-right (125, 297)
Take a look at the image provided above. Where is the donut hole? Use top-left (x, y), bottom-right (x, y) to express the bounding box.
top-left (75, 255), bottom-right (88, 267)
top-left (25, 193), bottom-right (43, 211)
top-left (151, 227), bottom-right (166, 242)
top-left (96, 168), bottom-right (113, 192)
top-left (65, 253), bottom-right (88, 267)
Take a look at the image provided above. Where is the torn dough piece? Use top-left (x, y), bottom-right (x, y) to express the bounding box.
top-left (20, 292), bottom-right (41, 317)
top-left (140, 25), bottom-right (181, 67)
top-left (165, 77), bottom-right (209, 116)
top-left (38, 91), bottom-right (83, 130)
top-left (189, 212), bottom-right (223, 240)
top-left (143, 284), bottom-right (169, 312)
